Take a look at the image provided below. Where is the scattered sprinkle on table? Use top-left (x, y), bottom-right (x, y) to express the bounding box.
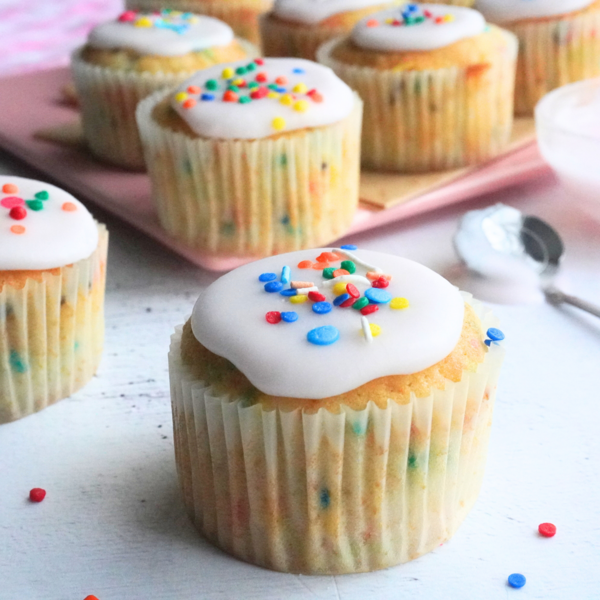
top-left (508, 573), bottom-right (526, 589)
top-left (29, 488), bottom-right (46, 502)
top-left (539, 523), bottom-right (556, 537)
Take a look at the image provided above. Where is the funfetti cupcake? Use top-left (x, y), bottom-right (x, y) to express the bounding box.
top-left (136, 58), bottom-right (362, 258)
top-left (318, 3), bottom-right (518, 172)
top-left (0, 177), bottom-right (108, 424)
top-left (71, 10), bottom-right (255, 170)
top-left (260, 0), bottom-right (398, 61)
top-left (169, 246), bottom-right (506, 574)
top-left (476, 0), bottom-right (600, 115)
top-left (125, 0), bottom-right (273, 47)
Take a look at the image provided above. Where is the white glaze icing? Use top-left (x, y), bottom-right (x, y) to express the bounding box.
top-left (0, 176), bottom-right (99, 271)
top-left (88, 10), bottom-right (234, 57)
top-left (273, 0), bottom-right (389, 25)
top-left (191, 248), bottom-right (466, 399)
top-left (475, 0), bottom-right (594, 24)
top-left (171, 58), bottom-right (355, 139)
top-left (351, 4), bottom-right (486, 52)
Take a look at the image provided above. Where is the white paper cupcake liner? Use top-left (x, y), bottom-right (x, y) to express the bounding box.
top-left (317, 31), bottom-right (518, 172)
top-left (0, 225), bottom-right (108, 424)
top-left (136, 89), bottom-right (363, 257)
top-left (169, 293), bottom-right (505, 574)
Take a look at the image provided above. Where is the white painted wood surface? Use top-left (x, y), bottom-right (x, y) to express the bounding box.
top-left (1, 155), bottom-right (599, 600)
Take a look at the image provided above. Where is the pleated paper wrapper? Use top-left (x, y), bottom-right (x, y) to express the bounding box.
top-left (169, 294), bottom-right (505, 574)
top-left (125, 0), bottom-right (273, 46)
top-left (507, 6), bottom-right (600, 115)
top-left (136, 90), bottom-right (362, 258)
top-left (70, 42), bottom-right (257, 170)
top-left (0, 225), bottom-right (108, 424)
top-left (317, 30), bottom-right (518, 173)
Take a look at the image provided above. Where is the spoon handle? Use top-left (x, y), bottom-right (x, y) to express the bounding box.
top-left (544, 287), bottom-right (600, 319)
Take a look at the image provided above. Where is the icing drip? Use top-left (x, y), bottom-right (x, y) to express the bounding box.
top-left (351, 4), bottom-right (486, 52)
top-left (475, 0), bottom-right (595, 24)
top-left (88, 10), bottom-right (234, 57)
top-left (191, 248), bottom-right (465, 399)
top-left (171, 58), bottom-right (355, 139)
top-left (273, 0), bottom-right (391, 25)
top-left (0, 176), bottom-right (99, 271)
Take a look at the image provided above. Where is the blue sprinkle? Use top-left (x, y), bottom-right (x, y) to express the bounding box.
top-left (259, 272), bottom-right (277, 282)
top-left (264, 281), bottom-right (284, 293)
top-left (365, 288), bottom-right (392, 304)
top-left (276, 86), bottom-right (287, 93)
top-left (407, 4), bottom-right (418, 11)
top-left (281, 265), bottom-right (291, 284)
top-left (508, 574), bottom-right (526, 589)
top-left (487, 328), bottom-right (505, 341)
top-left (281, 311), bottom-right (298, 323)
top-left (340, 244), bottom-right (357, 250)
top-left (333, 293), bottom-right (351, 306)
top-left (312, 301), bottom-right (332, 315)
top-left (292, 68), bottom-right (305, 74)
top-left (307, 325), bottom-right (339, 346)
top-left (280, 288), bottom-right (298, 297)
top-left (319, 488), bottom-right (330, 509)
top-left (201, 93), bottom-right (215, 101)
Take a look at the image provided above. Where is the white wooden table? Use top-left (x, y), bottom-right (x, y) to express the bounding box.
top-left (1, 154), bottom-right (599, 600)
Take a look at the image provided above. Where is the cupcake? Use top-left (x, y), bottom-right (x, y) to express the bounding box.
top-left (169, 246), bottom-right (505, 574)
top-left (476, 0), bottom-right (600, 115)
top-left (136, 58), bottom-right (362, 258)
top-left (0, 177), bottom-right (108, 424)
top-left (261, 0), bottom-right (398, 61)
top-left (71, 9), bottom-right (255, 170)
top-left (317, 4), bottom-right (518, 172)
top-left (125, 0), bottom-right (273, 47)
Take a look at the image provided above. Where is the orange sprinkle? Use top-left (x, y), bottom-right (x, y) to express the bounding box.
top-left (62, 202), bottom-right (77, 212)
top-left (223, 90), bottom-right (238, 102)
top-left (333, 269), bottom-right (350, 277)
top-left (312, 263), bottom-right (329, 270)
top-left (2, 183), bottom-right (18, 194)
top-left (316, 251), bottom-right (339, 263)
top-left (84, 596), bottom-right (100, 600)
top-left (187, 85), bottom-right (201, 94)
top-left (366, 19), bottom-right (379, 27)
top-left (310, 92), bottom-right (323, 103)
top-left (275, 76), bottom-right (287, 85)
top-left (10, 225), bottom-right (25, 234)
top-left (366, 271), bottom-right (392, 281)
top-left (183, 98), bottom-right (197, 109)
top-left (298, 260), bottom-right (313, 269)
top-left (291, 280), bottom-right (314, 289)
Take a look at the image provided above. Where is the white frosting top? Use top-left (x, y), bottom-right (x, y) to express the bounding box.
top-left (351, 4), bottom-right (486, 52)
top-left (191, 248), bottom-right (466, 399)
top-left (273, 0), bottom-right (389, 25)
top-left (88, 10), bottom-right (234, 56)
top-left (0, 176), bottom-right (99, 271)
top-left (171, 58), bottom-right (355, 139)
top-left (475, 0), bottom-right (594, 24)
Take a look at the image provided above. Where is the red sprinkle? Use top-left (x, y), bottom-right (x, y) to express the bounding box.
top-left (308, 291), bottom-right (326, 302)
top-left (255, 72), bottom-right (268, 83)
top-left (275, 76), bottom-right (287, 85)
top-left (118, 10), bottom-right (137, 22)
top-left (392, 19), bottom-right (402, 26)
top-left (435, 16), bottom-right (444, 24)
top-left (346, 283), bottom-right (360, 298)
top-left (539, 523), bottom-right (557, 537)
top-left (29, 488), bottom-right (46, 503)
top-left (1, 196), bottom-right (24, 209)
top-left (372, 277), bottom-right (390, 289)
top-left (424, 10), bottom-right (432, 17)
top-left (182, 98), bottom-right (196, 109)
top-left (223, 90), bottom-right (239, 102)
top-left (9, 206), bottom-right (27, 220)
top-left (340, 297), bottom-right (356, 308)
top-left (266, 311), bottom-right (282, 324)
top-left (360, 304), bottom-right (379, 316)
top-left (187, 85), bottom-right (201, 94)
top-left (254, 58), bottom-right (265, 65)
top-left (250, 86), bottom-right (269, 99)
top-left (84, 596), bottom-right (100, 600)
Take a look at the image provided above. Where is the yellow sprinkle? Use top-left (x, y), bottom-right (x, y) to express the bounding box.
top-left (443, 14), bottom-right (455, 22)
top-left (294, 100), bottom-right (309, 113)
top-left (267, 92), bottom-right (280, 99)
top-left (170, 11), bottom-right (182, 17)
top-left (233, 77), bottom-right (245, 86)
top-left (135, 17), bottom-right (152, 27)
top-left (174, 92), bottom-right (188, 102)
top-left (222, 67), bottom-right (234, 79)
top-left (290, 294), bottom-right (308, 304)
top-left (280, 94), bottom-right (294, 106)
top-left (369, 323), bottom-right (382, 337)
top-left (385, 17), bottom-right (394, 24)
top-left (390, 297), bottom-right (410, 310)
top-left (272, 116), bottom-right (286, 131)
top-left (293, 83), bottom-right (308, 94)
top-left (333, 283), bottom-right (348, 296)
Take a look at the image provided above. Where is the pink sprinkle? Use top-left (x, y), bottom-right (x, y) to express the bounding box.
top-left (1, 196), bottom-right (24, 208)
top-left (118, 10), bottom-right (137, 22)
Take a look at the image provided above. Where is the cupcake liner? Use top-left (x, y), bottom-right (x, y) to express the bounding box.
top-left (508, 8), bottom-right (600, 115)
top-left (169, 293), bottom-right (505, 574)
top-left (125, 0), bottom-right (273, 46)
top-left (136, 90), bottom-right (363, 257)
top-left (317, 31), bottom-right (518, 172)
top-left (0, 225), bottom-right (108, 424)
top-left (417, 0), bottom-right (475, 6)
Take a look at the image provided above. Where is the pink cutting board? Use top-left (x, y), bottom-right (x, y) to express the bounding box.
top-left (0, 67), bottom-right (551, 271)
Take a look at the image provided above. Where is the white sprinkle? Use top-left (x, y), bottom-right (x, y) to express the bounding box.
top-left (331, 248), bottom-right (383, 274)
top-left (323, 275), bottom-right (371, 287)
top-left (297, 286), bottom-right (319, 295)
top-left (361, 316), bottom-right (373, 343)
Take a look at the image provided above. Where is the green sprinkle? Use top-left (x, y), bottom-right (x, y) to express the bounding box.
top-left (352, 297), bottom-right (369, 310)
top-left (248, 81), bottom-right (259, 89)
top-left (239, 96), bottom-right (251, 104)
top-left (268, 83), bottom-right (278, 90)
top-left (279, 154), bottom-right (287, 167)
top-left (205, 79), bottom-right (218, 91)
top-left (341, 260), bottom-right (356, 274)
top-left (246, 62), bottom-right (257, 71)
top-left (34, 190), bottom-right (49, 200)
top-left (26, 200), bottom-right (44, 211)
top-left (235, 66), bottom-right (247, 75)
top-left (319, 488), bottom-right (330, 509)
top-left (408, 453), bottom-right (418, 469)
top-left (221, 222), bottom-right (236, 236)
top-left (227, 84), bottom-right (239, 92)
top-left (323, 268), bottom-right (335, 280)
top-left (9, 350), bottom-right (27, 374)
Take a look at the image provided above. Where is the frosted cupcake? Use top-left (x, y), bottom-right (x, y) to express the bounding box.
top-left (318, 4), bottom-right (518, 172)
top-left (71, 10), bottom-right (254, 170)
top-left (136, 58), bottom-right (362, 258)
top-left (169, 246), bottom-right (505, 574)
top-left (261, 0), bottom-right (397, 61)
top-left (0, 177), bottom-right (108, 424)
top-left (125, 0), bottom-right (273, 46)
top-left (476, 0), bottom-right (600, 115)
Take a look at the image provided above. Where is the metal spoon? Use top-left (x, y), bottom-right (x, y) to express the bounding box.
top-left (454, 204), bottom-right (600, 318)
